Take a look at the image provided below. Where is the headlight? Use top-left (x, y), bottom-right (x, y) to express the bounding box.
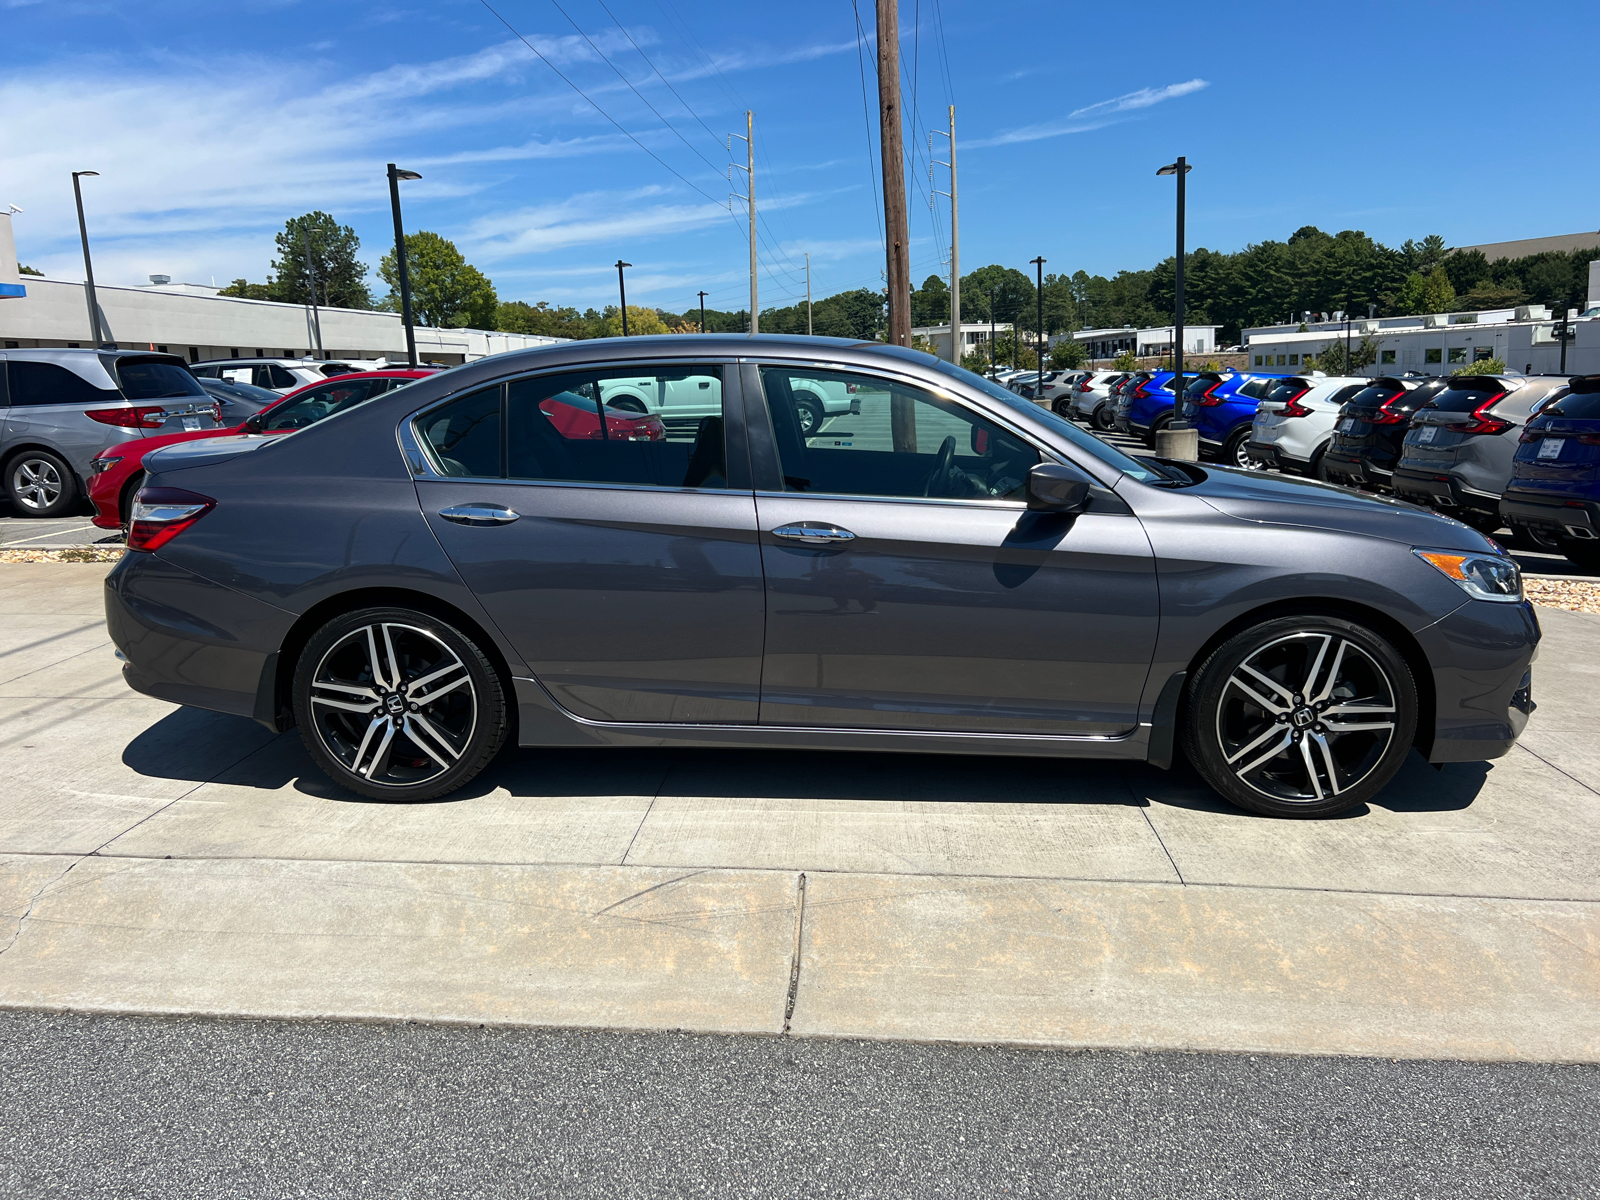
top-left (88, 456), bottom-right (123, 475)
top-left (1414, 548), bottom-right (1522, 602)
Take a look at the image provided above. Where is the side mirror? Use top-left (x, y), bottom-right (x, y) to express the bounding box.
top-left (1026, 463), bottom-right (1091, 513)
top-left (243, 413), bottom-right (265, 434)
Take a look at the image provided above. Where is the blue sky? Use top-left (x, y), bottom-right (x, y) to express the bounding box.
top-left (5, 0), bottom-right (1598, 315)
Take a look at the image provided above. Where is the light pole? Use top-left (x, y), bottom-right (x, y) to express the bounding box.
top-left (615, 261), bottom-right (631, 336)
top-left (805, 252), bottom-right (813, 336)
top-left (1156, 156), bottom-right (1196, 460)
top-left (988, 287), bottom-right (998, 377)
top-left (697, 290), bottom-right (708, 334)
top-left (386, 164), bottom-right (422, 367)
top-left (1030, 256), bottom-right (1046, 396)
top-left (71, 170), bottom-right (103, 346)
top-left (303, 224), bottom-right (324, 359)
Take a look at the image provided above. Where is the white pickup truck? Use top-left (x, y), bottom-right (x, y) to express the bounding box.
top-left (598, 373), bottom-right (856, 435)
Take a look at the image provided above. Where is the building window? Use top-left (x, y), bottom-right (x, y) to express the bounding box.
top-left (1288, 354), bottom-right (1300, 366)
top-left (1380, 349), bottom-right (1397, 364)
top-left (1276, 354), bottom-right (1287, 366)
top-left (1448, 347), bottom-right (1468, 364)
top-left (3, 341), bottom-right (16, 349)
top-left (1425, 348), bottom-right (1442, 364)
top-left (188, 347), bottom-right (200, 362)
top-left (1473, 347), bottom-right (1493, 362)
top-left (229, 348), bottom-right (240, 358)
top-left (156, 345), bottom-right (168, 353)
top-left (254, 348), bottom-right (264, 358)
top-left (1254, 355), bottom-right (1264, 366)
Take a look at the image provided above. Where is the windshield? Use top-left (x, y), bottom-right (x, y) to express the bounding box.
top-left (257, 376), bottom-right (396, 432)
top-left (927, 358), bottom-right (1167, 485)
top-left (116, 359), bottom-right (207, 400)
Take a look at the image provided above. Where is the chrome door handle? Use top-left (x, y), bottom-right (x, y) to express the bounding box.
top-left (773, 522), bottom-right (856, 545)
top-left (438, 504), bottom-right (520, 527)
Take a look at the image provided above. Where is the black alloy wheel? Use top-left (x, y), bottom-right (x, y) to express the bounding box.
top-left (5, 450), bottom-right (79, 518)
top-left (1183, 615), bottom-right (1417, 817)
top-left (293, 606), bottom-right (508, 801)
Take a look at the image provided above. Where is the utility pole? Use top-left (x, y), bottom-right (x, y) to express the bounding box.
top-left (989, 288), bottom-right (997, 377)
top-left (303, 225), bottom-right (324, 359)
top-left (729, 112), bottom-right (756, 333)
top-left (697, 290), bottom-right (708, 334)
top-left (931, 106), bottom-right (960, 364)
top-left (71, 170), bottom-right (103, 346)
top-left (615, 261), bottom-right (631, 337)
top-left (386, 164), bottom-right (422, 367)
top-left (877, 0), bottom-right (911, 346)
top-left (1031, 256), bottom-right (1046, 396)
top-left (805, 252), bottom-right (813, 336)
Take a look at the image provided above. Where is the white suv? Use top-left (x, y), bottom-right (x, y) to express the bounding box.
top-left (1071, 371), bottom-right (1128, 426)
top-left (191, 357), bottom-right (362, 394)
top-left (1246, 375), bottom-right (1369, 476)
top-left (599, 373), bottom-right (855, 436)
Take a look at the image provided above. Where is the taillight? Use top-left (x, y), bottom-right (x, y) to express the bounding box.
top-left (87, 405), bottom-right (169, 429)
top-left (1195, 380), bottom-right (1226, 406)
top-left (1076, 380), bottom-right (1092, 391)
top-left (126, 487), bottom-right (215, 552)
top-left (1277, 387), bottom-right (1312, 417)
top-left (1459, 392), bottom-right (1511, 436)
top-left (1370, 391), bottom-right (1407, 425)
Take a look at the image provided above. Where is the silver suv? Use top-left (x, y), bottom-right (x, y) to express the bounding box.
top-left (2, 349), bottom-right (223, 518)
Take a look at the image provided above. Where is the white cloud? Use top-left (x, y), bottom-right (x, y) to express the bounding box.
top-left (969, 79), bottom-right (1210, 148)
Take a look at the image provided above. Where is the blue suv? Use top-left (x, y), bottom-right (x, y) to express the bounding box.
top-left (1120, 371), bottom-right (1178, 443)
top-left (1179, 372), bottom-right (1289, 468)
top-left (1500, 373), bottom-right (1600, 573)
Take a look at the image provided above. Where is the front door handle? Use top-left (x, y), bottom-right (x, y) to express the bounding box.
top-left (773, 522), bottom-right (856, 546)
top-left (438, 503), bottom-right (520, 527)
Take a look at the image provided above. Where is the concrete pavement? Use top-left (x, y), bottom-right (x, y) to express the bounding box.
top-left (1, 563), bottom-right (1597, 1060)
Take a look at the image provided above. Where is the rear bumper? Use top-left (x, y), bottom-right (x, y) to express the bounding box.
top-left (1419, 599), bottom-right (1541, 763)
top-left (1322, 452), bottom-right (1394, 488)
top-left (1500, 493), bottom-right (1600, 539)
top-left (1246, 440), bottom-right (1313, 472)
top-left (1391, 468), bottom-right (1499, 518)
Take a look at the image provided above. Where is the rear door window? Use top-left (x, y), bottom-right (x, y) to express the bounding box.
top-left (115, 359), bottom-right (206, 400)
top-left (7, 360), bottom-right (117, 406)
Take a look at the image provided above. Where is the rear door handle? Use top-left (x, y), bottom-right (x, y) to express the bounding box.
top-left (438, 504), bottom-right (520, 527)
top-left (773, 522), bottom-right (856, 545)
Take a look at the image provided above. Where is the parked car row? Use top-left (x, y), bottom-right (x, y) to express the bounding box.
top-left (1050, 358), bottom-right (1600, 572)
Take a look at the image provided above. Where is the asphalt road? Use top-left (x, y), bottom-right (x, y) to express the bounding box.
top-left (0, 1012), bottom-right (1593, 1200)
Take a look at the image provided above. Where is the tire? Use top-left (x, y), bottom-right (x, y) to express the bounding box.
top-left (1506, 523), bottom-right (1560, 554)
top-left (607, 397), bottom-right (647, 414)
top-left (794, 394), bottom-right (825, 435)
top-left (1092, 402), bottom-right (1115, 431)
top-left (118, 471), bottom-right (145, 541)
top-left (1181, 615), bottom-right (1418, 818)
top-left (1310, 445), bottom-right (1332, 481)
top-left (1223, 427), bottom-right (1264, 471)
top-left (293, 606), bottom-right (509, 801)
top-left (5, 450), bottom-right (79, 518)
top-left (1144, 413), bottom-right (1171, 448)
top-left (1560, 539), bottom-right (1600, 575)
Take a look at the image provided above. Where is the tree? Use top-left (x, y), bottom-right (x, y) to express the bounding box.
top-left (598, 305), bottom-right (670, 337)
top-left (1458, 281), bottom-right (1530, 311)
top-left (218, 278), bottom-right (276, 300)
top-left (1048, 339), bottom-right (1088, 369)
top-left (271, 212), bottom-right (370, 309)
top-left (1396, 269), bottom-right (1456, 316)
top-left (1113, 351), bottom-right (1137, 371)
top-left (1312, 334), bottom-right (1380, 375)
top-left (1453, 357), bottom-right (1506, 377)
top-left (379, 232), bottom-right (497, 329)
top-left (18, 264), bottom-right (42, 276)
top-left (496, 299), bottom-right (592, 339)
top-left (911, 275), bottom-right (949, 326)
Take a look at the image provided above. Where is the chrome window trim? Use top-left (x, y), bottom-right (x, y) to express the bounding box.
top-left (414, 474), bottom-right (751, 499)
top-left (753, 488), bottom-right (1024, 512)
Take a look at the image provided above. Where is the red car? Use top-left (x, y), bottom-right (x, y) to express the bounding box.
top-left (89, 370), bottom-right (438, 533)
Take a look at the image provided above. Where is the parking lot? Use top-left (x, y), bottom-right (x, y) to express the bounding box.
top-left (2, 560), bottom-right (1597, 1062)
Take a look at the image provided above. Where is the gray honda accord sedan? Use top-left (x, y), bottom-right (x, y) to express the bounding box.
top-left (104, 336), bottom-right (1538, 817)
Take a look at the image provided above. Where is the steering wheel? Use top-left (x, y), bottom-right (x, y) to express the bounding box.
top-left (923, 435), bottom-right (957, 497)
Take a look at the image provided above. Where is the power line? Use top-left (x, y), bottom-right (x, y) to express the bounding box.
top-left (850, 0), bottom-right (885, 255)
top-left (590, 0), bottom-right (725, 153)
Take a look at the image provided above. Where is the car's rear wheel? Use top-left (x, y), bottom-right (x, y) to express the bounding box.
top-left (1182, 615), bottom-right (1418, 818)
top-left (794, 394), bottom-right (825, 435)
top-left (293, 606), bottom-right (509, 801)
top-left (5, 450), bottom-right (79, 518)
top-left (1092, 402), bottom-right (1115, 431)
top-left (118, 471), bottom-right (145, 541)
top-left (1223, 427), bottom-right (1264, 470)
top-left (607, 397), bottom-right (647, 414)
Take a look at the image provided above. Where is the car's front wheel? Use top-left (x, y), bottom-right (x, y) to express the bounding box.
top-left (293, 606), bottom-right (509, 801)
top-left (1223, 427), bottom-right (1265, 470)
top-left (794, 394), bottom-right (825, 435)
top-left (1182, 615), bottom-right (1418, 817)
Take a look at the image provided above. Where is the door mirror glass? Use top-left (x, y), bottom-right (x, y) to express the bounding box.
top-left (1026, 463), bottom-right (1091, 513)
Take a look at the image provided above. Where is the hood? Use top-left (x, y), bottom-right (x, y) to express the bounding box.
top-left (1183, 463), bottom-right (1495, 552)
top-left (144, 434), bottom-right (279, 474)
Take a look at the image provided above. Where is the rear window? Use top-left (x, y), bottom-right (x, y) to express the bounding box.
top-left (1343, 384), bottom-right (1404, 409)
top-left (1183, 374), bottom-right (1223, 398)
top-left (1264, 379), bottom-right (1311, 404)
top-left (1237, 378), bottom-right (1275, 400)
top-left (1424, 380), bottom-right (1510, 413)
top-left (319, 363), bottom-right (355, 377)
top-left (116, 358), bottom-right (206, 400)
top-left (1546, 393), bottom-right (1600, 420)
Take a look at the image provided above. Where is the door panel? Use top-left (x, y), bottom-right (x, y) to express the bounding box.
top-left (755, 494), bottom-right (1157, 734)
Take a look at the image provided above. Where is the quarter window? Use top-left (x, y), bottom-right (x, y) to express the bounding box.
top-left (417, 386), bottom-right (502, 478)
top-left (758, 366), bottom-right (1039, 501)
top-left (6, 360), bottom-right (116, 406)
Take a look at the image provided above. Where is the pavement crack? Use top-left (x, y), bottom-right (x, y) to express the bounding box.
top-left (619, 755), bottom-right (673, 866)
top-left (1122, 767), bottom-right (1186, 885)
top-left (1514, 742), bottom-right (1600, 798)
top-left (591, 871), bottom-right (705, 918)
top-left (0, 856), bottom-right (86, 960)
top-left (782, 872), bottom-right (807, 1035)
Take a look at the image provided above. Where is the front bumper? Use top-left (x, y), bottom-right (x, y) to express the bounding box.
top-left (1418, 598), bottom-right (1540, 763)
